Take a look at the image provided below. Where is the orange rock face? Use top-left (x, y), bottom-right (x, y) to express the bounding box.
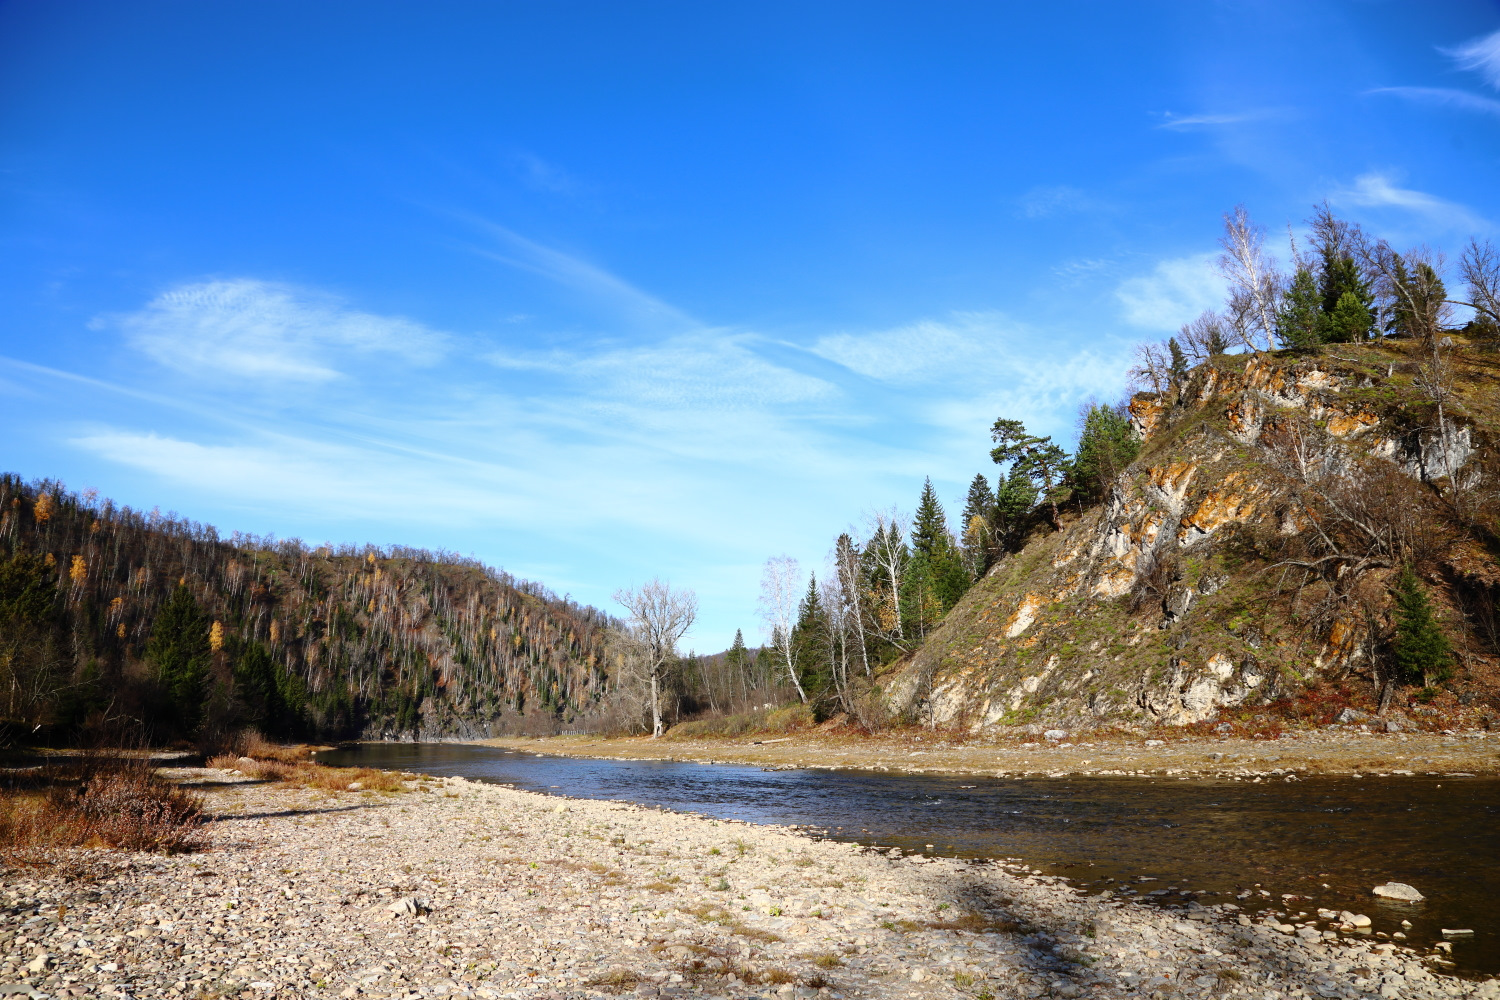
top-left (1179, 472), bottom-right (1259, 544)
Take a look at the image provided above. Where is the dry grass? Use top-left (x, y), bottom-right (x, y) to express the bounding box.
top-left (207, 754), bottom-right (407, 792)
top-left (0, 762), bottom-right (205, 858)
top-left (584, 967), bottom-right (640, 992)
top-left (924, 908), bottom-right (1031, 934)
top-left (237, 732), bottom-right (315, 763)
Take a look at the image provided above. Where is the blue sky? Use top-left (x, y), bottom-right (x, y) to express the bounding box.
top-left (3, 2), bottom-right (1499, 651)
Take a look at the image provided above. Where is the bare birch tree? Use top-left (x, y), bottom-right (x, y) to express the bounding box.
top-left (1126, 341), bottom-right (1171, 394)
top-left (1458, 237), bottom-right (1500, 330)
top-left (757, 556), bottom-right (807, 703)
top-left (1216, 205), bottom-right (1281, 352)
top-left (613, 579), bottom-right (697, 738)
top-left (832, 532), bottom-right (871, 677)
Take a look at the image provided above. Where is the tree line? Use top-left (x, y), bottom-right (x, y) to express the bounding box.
top-left (608, 203), bottom-right (1500, 733)
top-left (0, 474), bottom-right (621, 746)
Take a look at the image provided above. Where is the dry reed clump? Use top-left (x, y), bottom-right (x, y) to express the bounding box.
top-left (0, 763), bottom-right (205, 857)
top-left (235, 732), bottom-right (314, 764)
top-left (205, 754), bottom-right (407, 792)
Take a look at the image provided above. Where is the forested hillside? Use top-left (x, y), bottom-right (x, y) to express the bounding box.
top-left (0, 474), bottom-right (618, 745)
top-left (747, 204), bottom-right (1500, 734)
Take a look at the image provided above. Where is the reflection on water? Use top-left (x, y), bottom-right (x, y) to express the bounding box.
top-left (317, 742), bottom-right (1500, 975)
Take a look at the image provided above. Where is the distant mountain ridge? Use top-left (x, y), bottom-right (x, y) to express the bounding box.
top-left (0, 474), bottom-right (619, 743)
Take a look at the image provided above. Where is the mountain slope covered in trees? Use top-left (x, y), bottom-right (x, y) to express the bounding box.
top-left (0, 475), bottom-right (619, 744)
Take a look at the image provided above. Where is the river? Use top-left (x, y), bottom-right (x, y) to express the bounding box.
top-left (317, 742), bottom-right (1500, 976)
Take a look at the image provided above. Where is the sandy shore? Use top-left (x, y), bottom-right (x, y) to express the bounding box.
top-left (474, 730), bottom-right (1500, 780)
top-left (1, 767), bottom-right (1493, 1000)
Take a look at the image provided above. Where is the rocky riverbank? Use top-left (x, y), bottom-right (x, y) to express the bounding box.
top-left (2, 766), bottom-right (1495, 1000)
top-left (476, 729), bottom-right (1500, 780)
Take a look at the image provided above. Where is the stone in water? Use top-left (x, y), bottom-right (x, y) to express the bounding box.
top-left (1372, 883), bottom-right (1424, 901)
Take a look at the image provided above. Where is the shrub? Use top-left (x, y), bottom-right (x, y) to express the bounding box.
top-left (0, 762), bottom-right (205, 856)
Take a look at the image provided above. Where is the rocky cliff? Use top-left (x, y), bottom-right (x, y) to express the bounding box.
top-left (884, 341), bottom-right (1500, 733)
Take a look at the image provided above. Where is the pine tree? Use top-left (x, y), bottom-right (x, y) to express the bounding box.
top-left (725, 628), bottom-right (751, 694)
top-left (1276, 267), bottom-right (1323, 349)
top-left (1390, 565), bottom-right (1452, 688)
top-left (1387, 258), bottom-right (1447, 342)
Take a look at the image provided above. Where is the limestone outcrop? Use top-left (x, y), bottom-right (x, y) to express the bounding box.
top-left (883, 345), bottom-right (1498, 731)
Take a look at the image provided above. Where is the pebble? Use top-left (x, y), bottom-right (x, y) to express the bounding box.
top-left (0, 767), bottom-right (1476, 999)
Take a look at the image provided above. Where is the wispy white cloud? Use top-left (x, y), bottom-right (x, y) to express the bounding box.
top-left (49, 262), bottom-right (1139, 647)
top-left (1368, 85), bottom-right (1500, 118)
top-left (1016, 185), bottom-right (1094, 219)
top-left (1115, 253), bottom-right (1226, 332)
top-left (1331, 171), bottom-right (1487, 232)
top-left (513, 151), bottom-right (583, 195)
top-left (1443, 28), bottom-right (1500, 90)
top-left (1155, 110), bottom-right (1275, 130)
top-left (104, 279), bottom-right (448, 383)
top-left (463, 219), bottom-right (696, 332)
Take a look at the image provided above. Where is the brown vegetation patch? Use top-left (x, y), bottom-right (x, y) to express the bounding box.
top-left (584, 967), bottom-right (641, 992)
top-left (923, 908), bottom-right (1031, 934)
top-left (207, 755), bottom-right (407, 792)
top-left (0, 762), bottom-right (205, 857)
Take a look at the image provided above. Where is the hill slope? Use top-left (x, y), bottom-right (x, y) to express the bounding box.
top-left (0, 476), bottom-right (619, 743)
top-left (883, 340), bottom-right (1500, 733)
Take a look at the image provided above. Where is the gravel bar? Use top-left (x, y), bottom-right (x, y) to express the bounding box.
top-left (1, 768), bottom-right (1493, 1000)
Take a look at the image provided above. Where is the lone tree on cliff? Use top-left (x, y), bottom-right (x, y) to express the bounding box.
top-left (1390, 565), bottom-right (1451, 689)
top-left (613, 579), bottom-right (697, 738)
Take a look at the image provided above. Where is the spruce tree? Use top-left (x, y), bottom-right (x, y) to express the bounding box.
top-left (1072, 403), bottom-right (1139, 503)
top-left (1322, 289), bottom-right (1375, 344)
top-left (910, 478), bottom-right (949, 561)
top-left (959, 474), bottom-right (995, 577)
top-left (790, 575), bottom-right (830, 698)
top-left (1276, 267), bottom-right (1323, 349)
top-left (909, 478), bottom-right (970, 615)
top-left (1391, 565), bottom-right (1452, 688)
top-left (1205, 323), bottom-right (1228, 356)
top-left (1168, 337), bottom-right (1189, 383)
top-left (994, 466), bottom-right (1037, 553)
top-left (147, 584), bottom-right (212, 734)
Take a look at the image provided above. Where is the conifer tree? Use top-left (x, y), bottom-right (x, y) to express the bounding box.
top-left (908, 479), bottom-right (970, 615)
top-left (959, 474), bottom-right (995, 578)
top-left (994, 466), bottom-right (1037, 553)
top-left (147, 584), bottom-right (212, 734)
top-left (1323, 289), bottom-right (1375, 344)
top-left (1168, 337), bottom-right (1189, 383)
top-left (910, 478), bottom-right (948, 561)
top-left (790, 575), bottom-right (831, 698)
top-left (1276, 267), bottom-right (1323, 349)
top-left (1390, 565), bottom-right (1452, 688)
top-left (1071, 403), bottom-right (1139, 504)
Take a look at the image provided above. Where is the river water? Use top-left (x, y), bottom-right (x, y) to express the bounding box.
top-left (317, 743), bottom-right (1500, 976)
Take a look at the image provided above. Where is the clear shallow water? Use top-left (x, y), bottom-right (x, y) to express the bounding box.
top-left (317, 743), bottom-right (1500, 975)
